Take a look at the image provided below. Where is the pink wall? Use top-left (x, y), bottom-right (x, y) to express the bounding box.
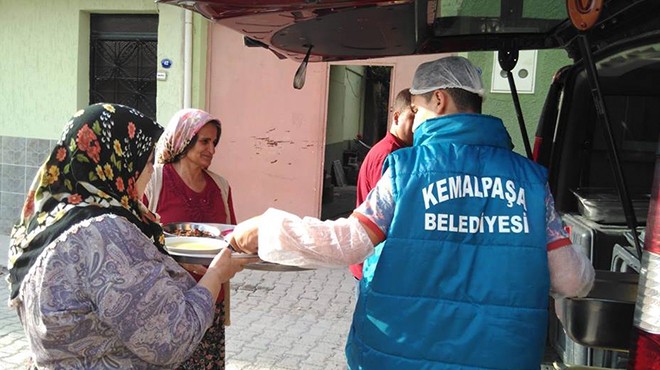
top-left (206, 25), bottom-right (329, 221)
top-left (205, 24), bottom-right (449, 221)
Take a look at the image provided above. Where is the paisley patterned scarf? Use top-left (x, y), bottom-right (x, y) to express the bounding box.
top-left (7, 103), bottom-right (164, 302)
top-left (156, 108), bottom-right (221, 164)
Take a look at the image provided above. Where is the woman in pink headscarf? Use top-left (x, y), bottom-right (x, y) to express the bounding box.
top-left (145, 108), bottom-right (236, 369)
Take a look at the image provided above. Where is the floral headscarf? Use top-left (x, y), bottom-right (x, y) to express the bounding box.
top-left (156, 108), bottom-right (221, 164)
top-left (7, 103), bottom-right (164, 302)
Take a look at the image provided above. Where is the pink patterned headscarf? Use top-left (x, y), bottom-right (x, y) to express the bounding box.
top-left (156, 108), bottom-right (222, 164)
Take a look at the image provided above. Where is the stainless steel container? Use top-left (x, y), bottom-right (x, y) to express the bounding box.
top-left (572, 188), bottom-right (649, 224)
top-left (562, 271), bottom-right (639, 351)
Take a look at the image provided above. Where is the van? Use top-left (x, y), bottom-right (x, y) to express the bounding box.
top-left (158, 1), bottom-right (659, 368)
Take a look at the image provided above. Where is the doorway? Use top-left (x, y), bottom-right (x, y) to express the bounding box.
top-left (89, 14), bottom-right (158, 119)
top-left (321, 65), bottom-right (392, 220)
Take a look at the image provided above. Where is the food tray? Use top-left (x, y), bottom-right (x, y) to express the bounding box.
top-left (244, 262), bottom-right (313, 272)
top-left (206, 223), bottom-right (235, 238)
top-left (162, 223), bottom-right (311, 271)
top-left (165, 249), bottom-right (311, 271)
top-left (572, 188), bottom-right (650, 224)
top-left (165, 249), bottom-right (259, 265)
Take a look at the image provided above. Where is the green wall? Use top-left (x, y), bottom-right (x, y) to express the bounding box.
top-left (325, 65), bottom-right (365, 145)
top-left (191, 13), bottom-right (209, 110)
top-left (438, 0), bottom-right (571, 155)
top-left (319, 49), bottom-right (572, 156)
top-left (468, 50), bottom-right (572, 155)
top-left (0, 0), bottom-right (209, 139)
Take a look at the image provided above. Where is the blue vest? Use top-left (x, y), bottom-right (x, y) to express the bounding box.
top-left (346, 114), bottom-right (550, 370)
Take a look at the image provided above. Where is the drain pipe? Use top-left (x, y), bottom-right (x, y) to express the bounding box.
top-left (183, 9), bottom-right (193, 108)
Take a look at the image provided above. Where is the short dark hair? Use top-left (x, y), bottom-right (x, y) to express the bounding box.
top-left (388, 89), bottom-right (412, 129)
top-left (392, 89), bottom-right (412, 113)
top-left (419, 88), bottom-right (482, 113)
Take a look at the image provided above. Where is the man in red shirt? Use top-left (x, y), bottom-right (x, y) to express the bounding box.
top-left (349, 89), bottom-right (415, 280)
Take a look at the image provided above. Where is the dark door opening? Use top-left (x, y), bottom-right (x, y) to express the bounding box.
top-left (321, 65), bottom-right (392, 220)
top-left (90, 14), bottom-right (158, 119)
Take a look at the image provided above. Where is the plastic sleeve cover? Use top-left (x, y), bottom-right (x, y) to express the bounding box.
top-left (257, 208), bottom-right (374, 269)
top-left (549, 243), bottom-right (595, 298)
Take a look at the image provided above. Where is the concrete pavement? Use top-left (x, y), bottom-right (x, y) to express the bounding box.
top-left (0, 234), bottom-right (356, 369)
top-left (0, 234), bottom-right (32, 369)
top-left (226, 268), bottom-right (355, 370)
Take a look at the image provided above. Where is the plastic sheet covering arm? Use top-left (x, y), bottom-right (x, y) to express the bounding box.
top-left (549, 243), bottom-right (595, 298)
top-left (257, 208), bottom-right (375, 269)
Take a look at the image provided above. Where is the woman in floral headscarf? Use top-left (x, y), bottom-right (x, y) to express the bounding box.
top-left (145, 108), bottom-right (236, 370)
top-left (7, 103), bottom-right (250, 369)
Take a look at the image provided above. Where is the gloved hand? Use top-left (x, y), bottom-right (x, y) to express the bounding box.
top-left (228, 215), bottom-right (261, 255)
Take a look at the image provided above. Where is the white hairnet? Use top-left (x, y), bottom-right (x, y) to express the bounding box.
top-left (410, 56), bottom-right (484, 97)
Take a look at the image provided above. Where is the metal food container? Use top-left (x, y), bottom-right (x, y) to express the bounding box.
top-left (572, 188), bottom-right (649, 224)
top-left (562, 270), bottom-right (639, 350)
top-left (209, 223), bottom-right (235, 237)
top-left (162, 222), bottom-right (222, 238)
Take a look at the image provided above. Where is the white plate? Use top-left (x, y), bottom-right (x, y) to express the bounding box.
top-left (165, 250), bottom-right (215, 264)
top-left (165, 236), bottom-right (228, 255)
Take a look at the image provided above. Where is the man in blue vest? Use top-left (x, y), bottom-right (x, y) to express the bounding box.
top-left (230, 56), bottom-right (595, 369)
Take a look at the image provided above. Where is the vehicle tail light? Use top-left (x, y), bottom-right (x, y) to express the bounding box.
top-left (628, 153), bottom-right (660, 370)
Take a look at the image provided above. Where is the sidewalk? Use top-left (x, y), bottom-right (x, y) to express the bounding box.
top-left (0, 234), bottom-right (32, 369)
top-left (0, 234), bottom-right (355, 369)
